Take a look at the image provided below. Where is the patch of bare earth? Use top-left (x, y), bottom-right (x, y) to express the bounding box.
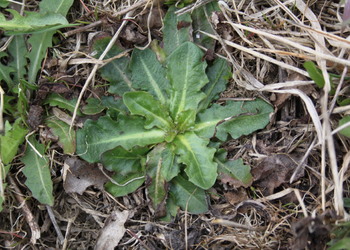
top-left (1, 0), bottom-right (350, 249)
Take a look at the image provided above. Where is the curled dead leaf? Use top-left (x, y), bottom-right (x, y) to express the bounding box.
top-left (63, 157), bottom-right (110, 195)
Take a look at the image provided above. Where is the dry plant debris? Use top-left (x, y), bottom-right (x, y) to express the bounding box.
top-left (1, 0), bottom-right (350, 249)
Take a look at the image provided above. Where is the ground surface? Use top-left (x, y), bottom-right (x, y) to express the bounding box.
top-left (1, 0), bottom-right (350, 249)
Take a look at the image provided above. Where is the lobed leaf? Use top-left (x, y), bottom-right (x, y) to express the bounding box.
top-left (163, 6), bottom-right (192, 56)
top-left (170, 175), bottom-right (208, 214)
top-left (130, 49), bottom-right (170, 104)
top-left (26, 0), bottom-right (74, 83)
top-left (46, 116), bottom-right (75, 154)
top-left (195, 99), bottom-right (273, 140)
top-left (0, 119), bottom-right (28, 164)
top-left (173, 132), bottom-right (217, 189)
top-left (123, 91), bottom-right (173, 131)
top-left (0, 9), bottom-right (70, 34)
top-left (76, 115), bottom-right (166, 163)
top-left (0, 52), bottom-right (14, 88)
top-left (44, 93), bottom-right (82, 115)
top-left (215, 150), bottom-right (252, 187)
top-left (0, 165), bottom-right (10, 212)
top-left (167, 42), bottom-right (208, 122)
top-left (21, 138), bottom-right (54, 206)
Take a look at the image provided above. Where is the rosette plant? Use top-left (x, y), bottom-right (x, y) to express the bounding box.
top-left (77, 7), bottom-right (273, 217)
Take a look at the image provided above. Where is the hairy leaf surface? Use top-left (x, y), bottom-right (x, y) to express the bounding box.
top-left (170, 175), bottom-right (208, 214)
top-left (167, 42), bottom-right (208, 122)
top-left (130, 49), bottom-right (170, 104)
top-left (124, 91), bottom-right (172, 131)
top-left (163, 6), bottom-right (192, 55)
top-left (21, 138), bottom-right (54, 205)
top-left (77, 115), bottom-right (166, 163)
top-left (173, 132), bottom-right (217, 189)
top-left (195, 99), bottom-right (273, 140)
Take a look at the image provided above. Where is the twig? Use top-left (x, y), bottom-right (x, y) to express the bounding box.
top-left (46, 205), bottom-right (64, 244)
top-left (70, 11), bottom-right (134, 132)
top-left (63, 20), bottom-right (104, 37)
top-left (8, 175), bottom-right (40, 244)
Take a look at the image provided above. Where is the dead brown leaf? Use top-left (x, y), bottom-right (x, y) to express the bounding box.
top-left (95, 210), bottom-right (129, 250)
top-left (292, 215), bottom-right (331, 250)
top-left (251, 154), bottom-right (304, 195)
top-left (63, 157), bottom-right (110, 195)
top-left (224, 188), bottom-right (248, 205)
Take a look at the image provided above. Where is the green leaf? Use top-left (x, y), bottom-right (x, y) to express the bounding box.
top-left (39, 0), bottom-right (73, 16)
top-left (44, 93), bottom-right (82, 115)
top-left (8, 35), bottom-right (27, 84)
top-left (215, 150), bottom-right (252, 187)
top-left (130, 49), bottom-right (170, 104)
top-left (328, 238), bottom-right (350, 250)
top-left (170, 174), bottom-right (208, 214)
top-left (0, 52), bottom-right (14, 88)
top-left (102, 146), bottom-right (147, 197)
top-left (167, 42), bottom-right (208, 122)
top-left (105, 171), bottom-right (145, 197)
top-left (146, 144), bottom-right (169, 210)
top-left (173, 132), bottom-right (217, 189)
top-left (303, 61), bottom-right (325, 88)
top-left (0, 9), bottom-right (71, 35)
top-left (338, 115), bottom-right (350, 137)
top-left (76, 115), bottom-right (166, 163)
top-left (0, 119), bottom-right (28, 164)
top-left (81, 98), bottom-right (105, 115)
top-left (101, 146), bottom-right (148, 175)
top-left (195, 99), bottom-right (273, 140)
top-left (0, 164), bottom-right (10, 212)
top-left (123, 91), bottom-right (173, 131)
top-left (0, 0), bottom-right (9, 8)
top-left (163, 6), bottom-right (192, 56)
top-left (191, 2), bottom-right (219, 50)
top-left (94, 38), bottom-right (133, 95)
top-left (46, 116), bottom-right (75, 154)
top-left (199, 58), bottom-right (231, 110)
top-left (27, 31), bottom-right (55, 83)
top-left (26, 0), bottom-right (74, 83)
top-left (21, 137), bottom-right (54, 206)
top-left (101, 96), bottom-right (128, 118)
